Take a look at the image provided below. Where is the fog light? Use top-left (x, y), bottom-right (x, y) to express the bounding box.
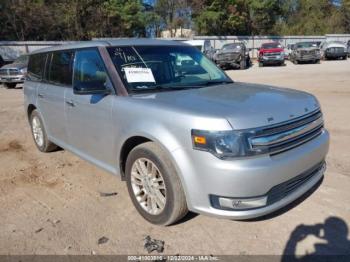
top-left (216, 196), bottom-right (267, 210)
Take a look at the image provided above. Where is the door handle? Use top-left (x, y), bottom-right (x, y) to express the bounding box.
top-left (66, 100), bottom-right (75, 107)
top-left (38, 93), bottom-right (44, 98)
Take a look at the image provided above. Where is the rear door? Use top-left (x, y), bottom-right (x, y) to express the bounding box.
top-left (37, 51), bottom-right (74, 145)
top-left (65, 48), bottom-right (115, 170)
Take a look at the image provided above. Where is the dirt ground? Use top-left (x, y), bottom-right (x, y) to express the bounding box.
top-left (0, 60), bottom-right (349, 256)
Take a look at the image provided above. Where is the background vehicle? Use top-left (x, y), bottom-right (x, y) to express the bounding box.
top-left (320, 41), bottom-right (347, 60)
top-left (347, 40), bottom-right (350, 58)
top-left (290, 42), bottom-right (321, 64)
top-left (0, 56), bottom-right (5, 68)
top-left (183, 40), bottom-right (212, 54)
top-left (215, 42), bottom-right (251, 69)
top-left (24, 40), bottom-right (329, 226)
top-left (0, 54), bottom-right (29, 88)
top-left (258, 42), bottom-right (285, 67)
top-left (284, 44), bottom-right (294, 60)
top-left (205, 48), bottom-right (219, 63)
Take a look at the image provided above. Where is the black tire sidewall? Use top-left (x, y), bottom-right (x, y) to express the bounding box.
top-left (125, 144), bottom-right (179, 225)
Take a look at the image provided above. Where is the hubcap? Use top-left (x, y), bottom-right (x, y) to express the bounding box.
top-left (131, 158), bottom-right (166, 215)
top-left (32, 116), bottom-right (44, 147)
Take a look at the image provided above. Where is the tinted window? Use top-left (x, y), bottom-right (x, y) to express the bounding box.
top-left (48, 51), bottom-right (74, 85)
top-left (27, 54), bottom-right (47, 81)
top-left (73, 49), bottom-right (109, 90)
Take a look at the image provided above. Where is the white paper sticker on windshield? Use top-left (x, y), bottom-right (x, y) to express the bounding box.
top-left (124, 67), bottom-right (155, 83)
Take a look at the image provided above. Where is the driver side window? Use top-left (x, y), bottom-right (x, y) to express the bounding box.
top-left (73, 49), bottom-right (110, 90)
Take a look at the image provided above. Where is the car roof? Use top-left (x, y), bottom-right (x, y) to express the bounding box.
top-left (30, 39), bottom-right (188, 55)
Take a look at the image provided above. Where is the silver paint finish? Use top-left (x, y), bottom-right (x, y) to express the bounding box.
top-left (24, 41), bottom-right (329, 220)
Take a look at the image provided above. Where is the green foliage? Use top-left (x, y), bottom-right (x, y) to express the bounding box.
top-left (0, 0), bottom-right (349, 40)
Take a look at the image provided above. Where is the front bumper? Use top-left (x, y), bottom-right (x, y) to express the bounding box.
top-left (296, 54), bottom-right (321, 62)
top-left (259, 56), bottom-right (284, 64)
top-left (0, 75), bottom-right (25, 83)
top-left (171, 129), bottom-right (329, 219)
top-left (218, 60), bottom-right (240, 67)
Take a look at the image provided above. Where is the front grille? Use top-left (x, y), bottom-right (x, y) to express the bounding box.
top-left (300, 50), bottom-right (316, 55)
top-left (0, 69), bottom-right (20, 76)
top-left (250, 110), bottom-right (324, 156)
top-left (267, 161), bottom-right (325, 205)
top-left (218, 53), bottom-right (239, 60)
top-left (265, 52), bottom-right (281, 57)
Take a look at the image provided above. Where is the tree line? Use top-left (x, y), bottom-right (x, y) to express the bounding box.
top-left (0, 0), bottom-right (349, 41)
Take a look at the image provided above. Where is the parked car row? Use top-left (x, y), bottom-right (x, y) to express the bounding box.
top-left (184, 40), bottom-right (349, 70)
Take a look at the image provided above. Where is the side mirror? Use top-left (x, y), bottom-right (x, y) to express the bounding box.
top-left (73, 80), bottom-right (111, 95)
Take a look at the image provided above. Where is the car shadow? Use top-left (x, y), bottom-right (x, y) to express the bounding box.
top-left (281, 216), bottom-right (350, 261)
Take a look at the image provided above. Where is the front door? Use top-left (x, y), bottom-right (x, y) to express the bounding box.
top-left (65, 48), bottom-right (116, 171)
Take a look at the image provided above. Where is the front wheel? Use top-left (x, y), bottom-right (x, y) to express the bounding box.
top-left (30, 110), bottom-right (58, 152)
top-left (5, 83), bottom-right (16, 89)
top-left (240, 59), bottom-right (246, 70)
top-left (126, 142), bottom-right (188, 225)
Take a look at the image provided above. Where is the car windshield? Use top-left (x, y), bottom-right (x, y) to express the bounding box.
top-left (222, 44), bottom-right (241, 50)
top-left (14, 55), bottom-right (29, 64)
top-left (262, 43), bottom-right (282, 49)
top-left (107, 45), bottom-right (232, 93)
top-left (296, 42), bottom-right (318, 48)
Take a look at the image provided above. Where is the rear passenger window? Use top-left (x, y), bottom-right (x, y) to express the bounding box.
top-left (73, 49), bottom-right (109, 90)
top-left (48, 51), bottom-right (74, 86)
top-left (27, 54), bottom-right (46, 81)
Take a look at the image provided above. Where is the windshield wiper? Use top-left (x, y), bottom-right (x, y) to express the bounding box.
top-left (130, 80), bottom-right (233, 93)
top-left (130, 85), bottom-right (196, 93)
top-left (199, 80), bottom-right (234, 86)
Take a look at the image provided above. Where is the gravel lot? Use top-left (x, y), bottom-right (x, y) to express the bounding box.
top-left (0, 60), bottom-right (349, 256)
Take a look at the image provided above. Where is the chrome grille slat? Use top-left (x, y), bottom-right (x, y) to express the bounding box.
top-left (249, 110), bottom-right (323, 156)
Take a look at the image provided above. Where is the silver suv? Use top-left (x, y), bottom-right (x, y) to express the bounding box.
top-left (24, 40), bottom-right (329, 225)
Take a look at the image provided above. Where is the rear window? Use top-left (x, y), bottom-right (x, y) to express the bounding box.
top-left (27, 54), bottom-right (47, 81)
top-left (47, 51), bottom-right (74, 86)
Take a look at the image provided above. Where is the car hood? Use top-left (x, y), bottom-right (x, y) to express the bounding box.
top-left (134, 82), bottom-right (320, 130)
top-left (0, 63), bottom-right (27, 70)
top-left (296, 47), bottom-right (319, 51)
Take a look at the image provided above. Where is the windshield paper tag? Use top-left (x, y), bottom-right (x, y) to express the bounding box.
top-left (124, 67), bottom-right (155, 83)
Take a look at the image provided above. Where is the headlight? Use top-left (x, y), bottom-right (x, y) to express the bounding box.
top-left (191, 129), bottom-right (266, 159)
top-left (20, 68), bottom-right (27, 74)
top-left (280, 52), bottom-right (285, 57)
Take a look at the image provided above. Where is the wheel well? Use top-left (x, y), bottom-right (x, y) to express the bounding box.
top-left (119, 136), bottom-right (151, 180)
top-left (27, 104), bottom-right (36, 120)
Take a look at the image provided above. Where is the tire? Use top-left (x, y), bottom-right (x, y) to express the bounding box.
top-left (30, 110), bottom-right (58, 152)
top-left (240, 59), bottom-right (246, 70)
top-left (126, 142), bottom-right (188, 225)
top-left (5, 83), bottom-right (16, 89)
top-left (344, 56), bottom-right (347, 60)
